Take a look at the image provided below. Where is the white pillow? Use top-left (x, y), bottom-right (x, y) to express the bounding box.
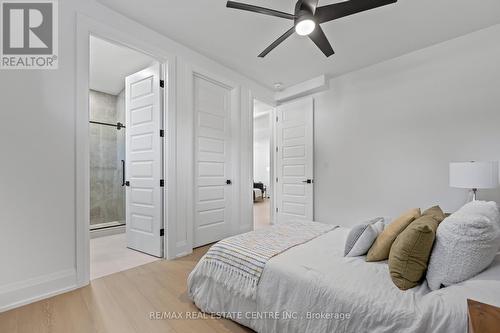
top-left (426, 201), bottom-right (500, 290)
top-left (344, 218), bottom-right (385, 257)
top-left (373, 220), bottom-right (385, 234)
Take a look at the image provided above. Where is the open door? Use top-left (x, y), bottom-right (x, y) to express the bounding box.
top-left (275, 97), bottom-right (314, 224)
top-left (125, 63), bottom-right (163, 257)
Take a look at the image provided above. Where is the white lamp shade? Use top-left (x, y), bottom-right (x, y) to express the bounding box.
top-left (449, 161), bottom-right (499, 189)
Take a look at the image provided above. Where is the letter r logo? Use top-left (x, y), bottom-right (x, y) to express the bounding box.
top-left (2, 2), bottom-right (53, 54)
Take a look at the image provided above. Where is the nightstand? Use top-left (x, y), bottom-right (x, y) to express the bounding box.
top-left (467, 299), bottom-right (500, 333)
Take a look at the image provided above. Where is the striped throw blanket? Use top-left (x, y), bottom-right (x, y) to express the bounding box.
top-left (190, 221), bottom-right (337, 300)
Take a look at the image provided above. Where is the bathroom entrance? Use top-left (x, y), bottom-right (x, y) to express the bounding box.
top-left (88, 35), bottom-right (164, 279)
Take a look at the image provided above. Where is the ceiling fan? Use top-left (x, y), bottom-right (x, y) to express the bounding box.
top-left (226, 0), bottom-right (397, 57)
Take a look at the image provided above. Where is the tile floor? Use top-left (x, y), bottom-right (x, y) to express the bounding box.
top-left (90, 233), bottom-right (159, 280)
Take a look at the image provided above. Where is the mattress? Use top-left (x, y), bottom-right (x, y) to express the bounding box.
top-left (189, 226), bottom-right (500, 333)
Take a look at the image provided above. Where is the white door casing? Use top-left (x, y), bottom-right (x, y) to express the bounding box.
top-left (125, 63), bottom-right (163, 257)
top-left (275, 97), bottom-right (314, 224)
top-left (193, 74), bottom-right (233, 247)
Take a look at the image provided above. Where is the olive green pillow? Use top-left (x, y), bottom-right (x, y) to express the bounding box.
top-left (366, 208), bottom-right (421, 262)
top-left (422, 205), bottom-right (445, 223)
top-left (388, 215), bottom-right (439, 290)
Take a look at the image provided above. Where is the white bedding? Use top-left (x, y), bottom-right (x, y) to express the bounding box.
top-left (189, 226), bottom-right (500, 333)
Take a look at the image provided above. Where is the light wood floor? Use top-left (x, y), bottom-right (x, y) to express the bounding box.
top-left (253, 198), bottom-right (270, 229)
top-left (0, 246), bottom-right (252, 333)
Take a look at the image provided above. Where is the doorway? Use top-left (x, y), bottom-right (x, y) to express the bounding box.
top-left (88, 36), bottom-right (163, 280)
top-left (253, 99), bottom-right (274, 229)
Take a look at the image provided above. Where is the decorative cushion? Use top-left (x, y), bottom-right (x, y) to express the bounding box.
top-left (389, 215), bottom-right (439, 290)
top-left (344, 218), bottom-right (385, 257)
top-left (366, 208), bottom-right (421, 262)
top-left (422, 205), bottom-right (446, 223)
top-left (426, 201), bottom-right (500, 290)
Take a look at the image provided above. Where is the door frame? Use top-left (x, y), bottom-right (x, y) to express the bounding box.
top-left (76, 14), bottom-right (176, 288)
top-left (252, 99), bottom-right (276, 225)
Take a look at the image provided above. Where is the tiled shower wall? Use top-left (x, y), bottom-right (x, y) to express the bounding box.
top-left (89, 89), bottom-right (126, 227)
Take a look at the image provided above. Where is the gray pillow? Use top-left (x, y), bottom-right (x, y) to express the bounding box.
top-left (426, 201), bottom-right (500, 290)
top-left (344, 218), bottom-right (385, 257)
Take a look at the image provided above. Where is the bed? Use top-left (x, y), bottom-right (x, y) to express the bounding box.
top-left (188, 223), bottom-right (500, 333)
top-left (253, 182), bottom-right (266, 201)
top-left (253, 188), bottom-right (263, 201)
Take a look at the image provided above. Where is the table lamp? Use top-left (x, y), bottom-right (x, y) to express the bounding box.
top-left (449, 161), bottom-right (499, 201)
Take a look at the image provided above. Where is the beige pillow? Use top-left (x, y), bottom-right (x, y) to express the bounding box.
top-left (366, 208), bottom-right (421, 262)
top-left (422, 205), bottom-right (445, 223)
top-left (389, 215), bottom-right (438, 290)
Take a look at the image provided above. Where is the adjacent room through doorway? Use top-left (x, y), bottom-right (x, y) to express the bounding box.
top-left (253, 99), bottom-right (273, 229)
top-left (89, 36), bottom-right (163, 280)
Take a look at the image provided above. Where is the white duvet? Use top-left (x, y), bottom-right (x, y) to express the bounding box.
top-left (189, 227), bottom-right (500, 333)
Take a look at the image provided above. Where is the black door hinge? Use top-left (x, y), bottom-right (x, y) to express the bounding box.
top-left (160, 179), bottom-right (164, 187)
top-left (160, 80), bottom-right (164, 88)
top-left (160, 228), bottom-right (164, 236)
top-left (160, 129), bottom-right (164, 137)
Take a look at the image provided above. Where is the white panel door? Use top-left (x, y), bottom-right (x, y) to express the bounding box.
top-left (125, 63), bottom-right (163, 257)
top-left (194, 75), bottom-right (232, 247)
top-left (275, 98), bottom-right (314, 224)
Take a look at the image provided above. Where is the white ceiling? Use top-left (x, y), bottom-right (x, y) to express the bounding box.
top-left (90, 36), bottom-right (155, 95)
top-left (97, 0), bottom-right (500, 89)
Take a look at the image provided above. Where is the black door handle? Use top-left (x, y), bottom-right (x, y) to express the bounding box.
top-left (226, 179), bottom-right (232, 185)
top-left (125, 181), bottom-right (130, 187)
top-left (121, 160), bottom-right (126, 186)
top-left (302, 179), bottom-right (313, 184)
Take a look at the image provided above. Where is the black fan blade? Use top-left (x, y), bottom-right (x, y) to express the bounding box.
top-left (258, 27), bottom-right (295, 58)
top-left (315, 0), bottom-right (397, 23)
top-left (296, 0), bottom-right (320, 14)
top-left (309, 25), bottom-right (334, 57)
top-left (227, 1), bottom-right (295, 20)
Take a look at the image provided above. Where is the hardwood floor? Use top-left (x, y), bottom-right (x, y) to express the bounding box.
top-left (253, 199), bottom-right (270, 229)
top-left (0, 246), bottom-right (252, 333)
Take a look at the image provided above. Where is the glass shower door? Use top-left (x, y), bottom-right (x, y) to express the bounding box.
top-left (89, 120), bottom-right (126, 229)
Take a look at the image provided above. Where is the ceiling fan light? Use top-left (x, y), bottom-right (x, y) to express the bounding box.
top-left (295, 19), bottom-right (316, 36)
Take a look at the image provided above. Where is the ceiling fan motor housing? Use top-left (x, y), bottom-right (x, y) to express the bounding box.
top-left (294, 1), bottom-right (318, 36)
top-left (295, 9), bottom-right (315, 26)
top-left (295, 0), bottom-right (316, 16)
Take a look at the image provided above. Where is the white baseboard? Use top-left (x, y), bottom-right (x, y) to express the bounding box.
top-left (0, 269), bottom-right (77, 313)
top-left (90, 225), bottom-right (125, 239)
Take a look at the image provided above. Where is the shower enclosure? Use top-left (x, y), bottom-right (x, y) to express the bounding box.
top-left (89, 89), bottom-right (126, 230)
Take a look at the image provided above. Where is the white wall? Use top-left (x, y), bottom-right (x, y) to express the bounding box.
top-left (254, 114), bottom-right (271, 190)
top-left (313, 24), bottom-right (500, 227)
top-left (0, 0), bottom-right (273, 311)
